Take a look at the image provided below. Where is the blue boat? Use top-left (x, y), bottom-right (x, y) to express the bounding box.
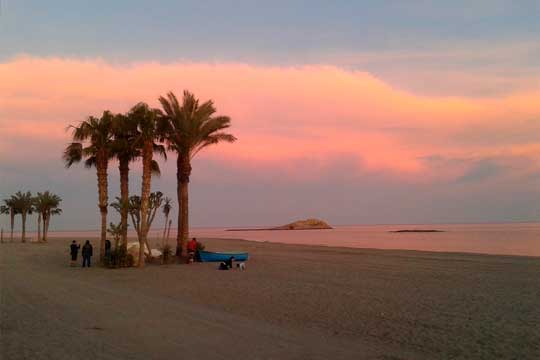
top-left (198, 250), bottom-right (249, 262)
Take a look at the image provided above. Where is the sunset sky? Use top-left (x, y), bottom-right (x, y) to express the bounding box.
top-left (1, 1), bottom-right (540, 230)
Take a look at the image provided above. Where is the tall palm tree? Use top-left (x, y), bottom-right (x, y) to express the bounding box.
top-left (63, 111), bottom-right (114, 263)
top-left (34, 191), bottom-right (62, 242)
top-left (161, 197), bottom-right (172, 244)
top-left (129, 103), bottom-right (166, 267)
top-left (111, 113), bottom-right (140, 252)
top-left (158, 91), bottom-right (236, 256)
top-left (1, 198), bottom-right (16, 242)
top-left (12, 191), bottom-right (33, 243)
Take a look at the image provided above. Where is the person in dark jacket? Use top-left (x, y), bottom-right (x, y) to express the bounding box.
top-left (69, 240), bottom-right (80, 267)
top-left (105, 239), bottom-right (112, 257)
top-left (82, 240), bottom-right (93, 268)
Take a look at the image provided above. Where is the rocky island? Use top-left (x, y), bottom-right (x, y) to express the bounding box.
top-left (227, 218), bottom-right (333, 231)
top-left (272, 218), bottom-right (333, 230)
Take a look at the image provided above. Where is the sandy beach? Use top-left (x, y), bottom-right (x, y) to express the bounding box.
top-left (1, 237), bottom-right (539, 359)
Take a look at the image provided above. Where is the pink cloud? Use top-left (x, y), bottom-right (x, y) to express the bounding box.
top-left (1, 56), bottom-right (539, 183)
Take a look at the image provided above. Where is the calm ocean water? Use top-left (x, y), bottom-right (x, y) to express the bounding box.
top-left (37, 223), bottom-right (540, 257)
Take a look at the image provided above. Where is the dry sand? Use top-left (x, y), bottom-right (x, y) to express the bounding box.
top-left (1, 237), bottom-right (539, 359)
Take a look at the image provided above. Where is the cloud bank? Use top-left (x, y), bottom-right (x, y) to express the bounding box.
top-left (1, 56), bottom-right (540, 227)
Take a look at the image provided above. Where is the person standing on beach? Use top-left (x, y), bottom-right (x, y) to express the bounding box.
top-left (69, 240), bottom-right (80, 267)
top-left (82, 240), bottom-right (93, 268)
top-left (105, 239), bottom-right (112, 257)
top-left (187, 237), bottom-right (197, 263)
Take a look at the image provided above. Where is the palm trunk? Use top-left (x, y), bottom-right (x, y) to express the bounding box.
top-left (44, 210), bottom-right (50, 242)
top-left (179, 155), bottom-right (191, 257)
top-left (176, 155), bottom-right (182, 257)
top-left (97, 155), bottom-right (109, 265)
top-left (21, 212), bottom-right (27, 243)
top-left (138, 141), bottom-right (153, 268)
top-left (10, 210), bottom-right (14, 242)
top-left (37, 213), bottom-right (42, 242)
top-left (119, 158), bottom-right (130, 252)
top-left (145, 238), bottom-right (152, 260)
top-left (180, 181), bottom-right (189, 256)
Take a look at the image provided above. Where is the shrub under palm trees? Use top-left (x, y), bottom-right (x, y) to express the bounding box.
top-left (107, 222), bottom-right (123, 251)
top-left (63, 111), bottom-right (115, 263)
top-left (111, 191), bottom-right (164, 260)
top-left (158, 91), bottom-right (236, 256)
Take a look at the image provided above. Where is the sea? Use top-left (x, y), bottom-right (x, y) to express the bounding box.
top-left (30, 222), bottom-right (540, 257)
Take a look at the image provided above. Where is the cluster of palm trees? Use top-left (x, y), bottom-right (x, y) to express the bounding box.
top-left (0, 191), bottom-right (62, 243)
top-left (63, 90), bottom-right (236, 267)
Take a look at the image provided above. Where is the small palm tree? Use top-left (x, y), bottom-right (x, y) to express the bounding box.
top-left (161, 197), bottom-right (172, 244)
top-left (1, 199), bottom-right (17, 242)
top-left (107, 222), bottom-right (123, 251)
top-left (159, 91), bottom-right (236, 256)
top-left (63, 111), bottom-right (114, 263)
top-left (12, 191), bottom-right (33, 242)
top-left (34, 191), bottom-right (62, 242)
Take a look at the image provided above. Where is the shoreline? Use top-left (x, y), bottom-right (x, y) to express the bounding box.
top-left (7, 234), bottom-right (540, 259)
top-left (10, 222), bottom-right (540, 258)
top-left (196, 236), bottom-right (540, 260)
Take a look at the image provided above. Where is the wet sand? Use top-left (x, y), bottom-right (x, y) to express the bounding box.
top-left (1, 237), bottom-right (539, 359)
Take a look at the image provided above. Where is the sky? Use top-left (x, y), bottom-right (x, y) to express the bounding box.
top-left (1, 1), bottom-right (540, 231)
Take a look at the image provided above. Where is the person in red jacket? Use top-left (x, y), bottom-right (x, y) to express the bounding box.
top-left (187, 237), bottom-right (197, 263)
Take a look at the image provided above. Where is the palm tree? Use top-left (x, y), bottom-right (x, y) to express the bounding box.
top-left (161, 197), bottom-right (172, 244)
top-left (107, 222), bottom-right (123, 251)
top-left (111, 113), bottom-right (140, 252)
top-left (158, 91), bottom-right (236, 256)
top-left (34, 192), bottom-right (62, 242)
top-left (0, 198), bottom-right (16, 242)
top-left (12, 191), bottom-right (33, 242)
top-left (63, 111), bottom-right (114, 263)
top-left (128, 103), bottom-right (165, 267)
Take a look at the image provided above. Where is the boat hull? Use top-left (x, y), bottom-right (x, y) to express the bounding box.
top-left (198, 251), bottom-right (249, 262)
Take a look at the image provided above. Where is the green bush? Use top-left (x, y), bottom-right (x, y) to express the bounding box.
top-left (104, 248), bottom-right (134, 268)
top-left (160, 244), bottom-right (173, 264)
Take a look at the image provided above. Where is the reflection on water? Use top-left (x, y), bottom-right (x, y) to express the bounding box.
top-left (38, 223), bottom-right (540, 257)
